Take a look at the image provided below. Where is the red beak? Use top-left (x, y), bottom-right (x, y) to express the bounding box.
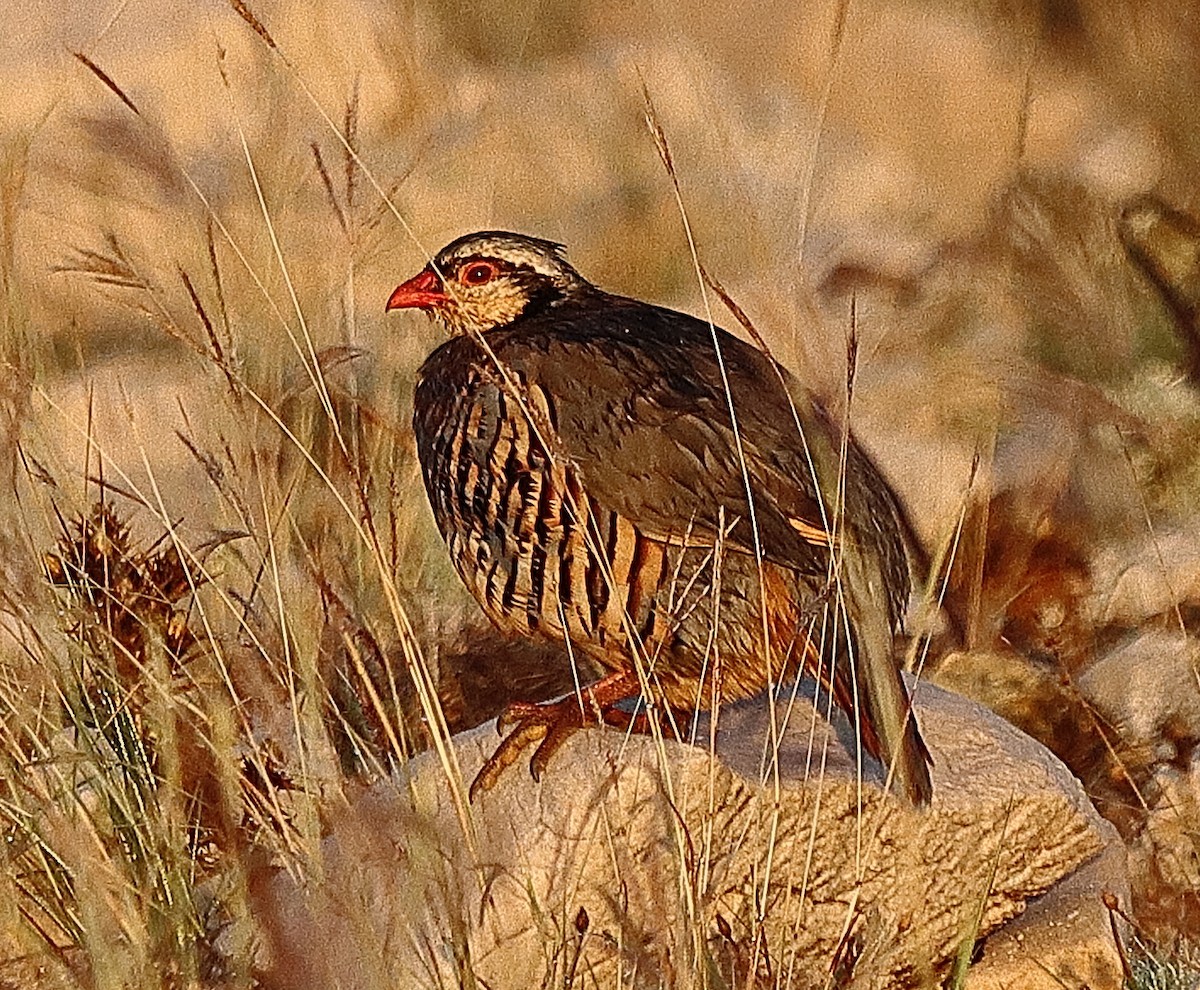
top-left (385, 266), bottom-right (445, 312)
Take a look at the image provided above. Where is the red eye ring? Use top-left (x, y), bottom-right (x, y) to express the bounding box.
top-left (462, 262), bottom-right (496, 285)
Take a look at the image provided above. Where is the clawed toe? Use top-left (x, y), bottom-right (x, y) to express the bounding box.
top-left (529, 717), bottom-right (582, 781)
top-left (470, 670), bottom-right (658, 801)
top-left (470, 718), bottom-right (550, 801)
top-left (471, 696), bottom-right (584, 800)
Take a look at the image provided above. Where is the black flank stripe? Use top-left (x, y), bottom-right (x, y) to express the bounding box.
top-left (498, 463), bottom-right (522, 551)
top-left (540, 386), bottom-right (559, 431)
top-left (502, 555), bottom-right (520, 613)
top-left (534, 463), bottom-right (555, 545)
top-left (517, 466), bottom-right (535, 539)
top-left (447, 407), bottom-right (473, 524)
top-left (649, 537), bottom-right (671, 638)
top-left (558, 499), bottom-right (576, 608)
top-left (492, 392), bottom-right (514, 525)
top-left (496, 456), bottom-right (520, 540)
top-left (471, 468), bottom-right (492, 529)
top-left (496, 412), bottom-right (524, 539)
top-left (641, 602), bottom-right (656, 643)
top-left (605, 506), bottom-right (619, 566)
top-left (528, 539), bottom-right (546, 629)
top-left (469, 392), bottom-right (504, 525)
top-left (531, 467), bottom-right (558, 621)
top-left (586, 499), bottom-right (610, 630)
top-left (455, 453), bottom-right (476, 525)
top-left (557, 467), bottom-right (586, 623)
top-left (484, 555), bottom-right (507, 613)
top-left (656, 535), bottom-right (671, 583)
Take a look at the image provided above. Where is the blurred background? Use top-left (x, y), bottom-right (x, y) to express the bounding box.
top-left (4, 0), bottom-right (1193, 530)
top-left (5, 0), bottom-right (1200, 977)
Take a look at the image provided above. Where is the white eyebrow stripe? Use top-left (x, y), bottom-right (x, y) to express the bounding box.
top-left (435, 233), bottom-right (580, 285)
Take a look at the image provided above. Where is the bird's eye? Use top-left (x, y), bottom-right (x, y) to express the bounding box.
top-left (462, 262), bottom-right (496, 286)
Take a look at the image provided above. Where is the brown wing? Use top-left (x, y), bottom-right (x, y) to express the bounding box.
top-left (483, 298), bottom-right (907, 611)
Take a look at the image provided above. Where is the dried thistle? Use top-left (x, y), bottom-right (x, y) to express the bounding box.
top-left (45, 502), bottom-right (204, 680)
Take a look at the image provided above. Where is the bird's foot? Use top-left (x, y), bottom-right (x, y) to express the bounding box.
top-left (470, 669), bottom-right (656, 801)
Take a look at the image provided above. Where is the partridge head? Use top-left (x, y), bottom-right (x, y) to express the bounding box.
top-left (385, 231), bottom-right (590, 336)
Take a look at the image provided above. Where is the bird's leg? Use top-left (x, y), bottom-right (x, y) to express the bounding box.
top-left (470, 669), bottom-right (646, 801)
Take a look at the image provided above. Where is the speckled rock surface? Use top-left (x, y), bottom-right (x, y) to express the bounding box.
top-left (259, 680), bottom-right (1126, 989)
top-left (965, 838), bottom-right (1128, 990)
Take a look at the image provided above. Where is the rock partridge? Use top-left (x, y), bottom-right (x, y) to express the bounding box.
top-left (387, 231), bottom-right (933, 805)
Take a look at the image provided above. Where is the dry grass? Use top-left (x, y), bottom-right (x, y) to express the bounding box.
top-left (4, 0), bottom-right (1200, 986)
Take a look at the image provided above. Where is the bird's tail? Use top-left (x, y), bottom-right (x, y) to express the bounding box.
top-left (835, 551), bottom-right (933, 806)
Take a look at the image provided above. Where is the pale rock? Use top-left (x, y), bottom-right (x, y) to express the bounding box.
top-left (259, 681), bottom-right (1126, 989)
top-left (1079, 631), bottom-right (1200, 750)
top-left (1093, 531), bottom-right (1200, 629)
top-left (965, 839), bottom-right (1128, 990)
